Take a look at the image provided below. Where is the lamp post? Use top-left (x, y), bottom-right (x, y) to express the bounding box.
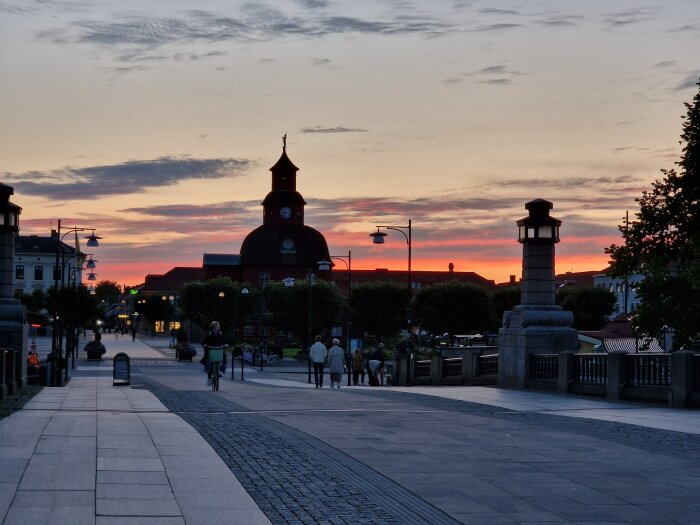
top-left (284, 275), bottom-right (315, 383)
top-left (51, 220), bottom-right (101, 386)
top-left (318, 250), bottom-right (352, 386)
top-left (370, 220), bottom-right (412, 386)
top-left (230, 287), bottom-right (249, 380)
top-left (66, 255), bottom-right (98, 370)
top-left (370, 220), bottom-right (412, 334)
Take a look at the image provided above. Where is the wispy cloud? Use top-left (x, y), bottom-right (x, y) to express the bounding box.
top-left (479, 8), bottom-right (519, 16)
top-left (301, 126), bottom-right (368, 133)
top-left (473, 23), bottom-right (522, 32)
top-left (311, 58), bottom-right (331, 66)
top-left (676, 74), bottom-right (700, 91)
top-left (38, 9), bottom-right (453, 56)
top-left (602, 9), bottom-right (656, 28)
top-left (537, 15), bottom-right (583, 27)
top-left (5, 156), bottom-right (252, 200)
top-left (444, 64), bottom-right (522, 85)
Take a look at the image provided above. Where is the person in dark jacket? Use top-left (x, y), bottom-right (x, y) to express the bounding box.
top-left (201, 321), bottom-right (226, 384)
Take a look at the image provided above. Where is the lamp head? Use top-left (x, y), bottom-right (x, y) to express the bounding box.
top-left (85, 231), bottom-right (101, 248)
top-left (317, 259), bottom-right (332, 271)
top-left (370, 229), bottom-right (387, 244)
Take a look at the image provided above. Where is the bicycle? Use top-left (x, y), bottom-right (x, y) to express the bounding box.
top-left (254, 350), bottom-right (280, 367)
top-left (207, 346), bottom-right (226, 391)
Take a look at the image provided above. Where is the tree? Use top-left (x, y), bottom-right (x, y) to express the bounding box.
top-left (179, 277), bottom-right (257, 334)
top-left (46, 284), bottom-right (97, 324)
top-left (556, 287), bottom-right (616, 330)
top-left (413, 282), bottom-right (494, 336)
top-left (606, 79), bottom-right (700, 349)
top-left (491, 286), bottom-right (520, 330)
top-left (350, 282), bottom-right (410, 340)
top-left (263, 278), bottom-right (343, 341)
top-left (95, 280), bottom-right (121, 304)
top-left (16, 289), bottom-right (48, 314)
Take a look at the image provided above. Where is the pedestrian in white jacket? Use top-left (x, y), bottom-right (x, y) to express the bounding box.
top-left (309, 335), bottom-right (328, 388)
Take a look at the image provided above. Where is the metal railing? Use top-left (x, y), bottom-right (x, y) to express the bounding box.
top-left (530, 354), bottom-right (558, 382)
top-left (444, 357), bottom-right (462, 377)
top-left (415, 359), bottom-right (431, 378)
top-left (627, 353), bottom-right (671, 387)
top-left (479, 354), bottom-right (498, 376)
top-left (576, 354), bottom-right (607, 384)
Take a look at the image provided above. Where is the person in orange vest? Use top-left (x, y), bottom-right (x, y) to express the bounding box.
top-left (27, 350), bottom-right (42, 373)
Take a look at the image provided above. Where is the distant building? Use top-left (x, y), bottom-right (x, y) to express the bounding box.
top-left (592, 269), bottom-right (643, 318)
top-left (136, 143), bottom-right (497, 335)
top-left (13, 232), bottom-right (86, 295)
top-left (578, 319), bottom-right (665, 353)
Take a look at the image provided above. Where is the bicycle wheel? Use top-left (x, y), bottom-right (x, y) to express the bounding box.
top-left (269, 355), bottom-right (279, 367)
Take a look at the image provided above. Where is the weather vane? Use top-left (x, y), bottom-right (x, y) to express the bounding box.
top-left (283, 133), bottom-right (287, 151)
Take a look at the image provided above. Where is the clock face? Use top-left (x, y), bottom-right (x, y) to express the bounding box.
top-left (282, 238), bottom-right (295, 250)
top-left (280, 207), bottom-right (292, 219)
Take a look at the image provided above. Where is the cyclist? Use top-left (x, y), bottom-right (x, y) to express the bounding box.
top-left (201, 321), bottom-right (226, 386)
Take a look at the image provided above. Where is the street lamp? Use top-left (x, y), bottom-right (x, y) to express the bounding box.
top-left (283, 274), bottom-right (314, 383)
top-left (231, 287), bottom-right (249, 380)
top-left (370, 220), bottom-right (412, 334)
top-left (318, 250), bottom-right (352, 386)
top-left (51, 220), bottom-right (102, 386)
top-left (66, 257), bottom-right (99, 370)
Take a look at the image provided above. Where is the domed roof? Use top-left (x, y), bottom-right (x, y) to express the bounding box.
top-left (240, 224), bottom-right (330, 267)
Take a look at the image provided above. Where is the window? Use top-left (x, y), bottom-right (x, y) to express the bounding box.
top-left (15, 265), bottom-right (24, 280)
top-left (34, 266), bottom-right (43, 280)
top-left (244, 325), bottom-right (255, 337)
top-left (53, 265), bottom-right (61, 281)
top-left (259, 272), bottom-right (270, 287)
top-left (261, 326), bottom-right (271, 337)
top-left (154, 321), bottom-right (165, 333)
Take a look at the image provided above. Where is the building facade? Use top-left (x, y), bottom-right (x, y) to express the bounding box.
top-left (13, 233), bottom-right (84, 296)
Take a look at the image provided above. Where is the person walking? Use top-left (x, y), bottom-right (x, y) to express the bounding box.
top-left (326, 339), bottom-right (345, 388)
top-left (131, 326), bottom-right (137, 341)
top-left (309, 335), bottom-right (328, 388)
top-left (368, 343), bottom-right (386, 386)
top-left (352, 348), bottom-right (365, 385)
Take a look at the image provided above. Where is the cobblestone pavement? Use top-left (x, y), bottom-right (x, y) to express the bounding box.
top-left (128, 361), bottom-right (700, 525)
top-left (138, 375), bottom-right (461, 525)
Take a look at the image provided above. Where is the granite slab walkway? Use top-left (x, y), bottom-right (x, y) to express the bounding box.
top-left (0, 377), bottom-right (270, 525)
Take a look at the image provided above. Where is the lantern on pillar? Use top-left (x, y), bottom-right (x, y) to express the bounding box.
top-left (517, 199), bottom-right (560, 244)
top-left (0, 184), bottom-right (21, 234)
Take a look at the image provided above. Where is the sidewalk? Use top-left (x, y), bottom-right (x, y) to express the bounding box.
top-left (4, 336), bottom-right (699, 524)
top-left (1, 335), bottom-right (271, 525)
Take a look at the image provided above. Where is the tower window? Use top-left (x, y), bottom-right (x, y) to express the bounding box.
top-left (15, 265), bottom-right (24, 280)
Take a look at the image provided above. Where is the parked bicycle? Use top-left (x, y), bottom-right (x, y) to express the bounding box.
top-left (254, 350), bottom-right (280, 367)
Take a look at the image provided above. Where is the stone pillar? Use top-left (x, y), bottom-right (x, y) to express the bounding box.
top-left (557, 351), bottom-right (576, 393)
top-left (670, 350), bottom-right (694, 408)
top-left (0, 184), bottom-right (27, 389)
top-left (498, 199), bottom-right (578, 389)
top-left (605, 353), bottom-right (626, 401)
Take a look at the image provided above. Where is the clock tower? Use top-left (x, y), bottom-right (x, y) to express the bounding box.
top-left (262, 136), bottom-right (306, 226)
top-left (239, 138), bottom-right (331, 282)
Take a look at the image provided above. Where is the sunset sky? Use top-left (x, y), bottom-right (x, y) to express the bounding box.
top-left (2, 1), bottom-right (699, 287)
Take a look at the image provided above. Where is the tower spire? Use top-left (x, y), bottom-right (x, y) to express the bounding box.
top-left (282, 133), bottom-right (287, 152)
